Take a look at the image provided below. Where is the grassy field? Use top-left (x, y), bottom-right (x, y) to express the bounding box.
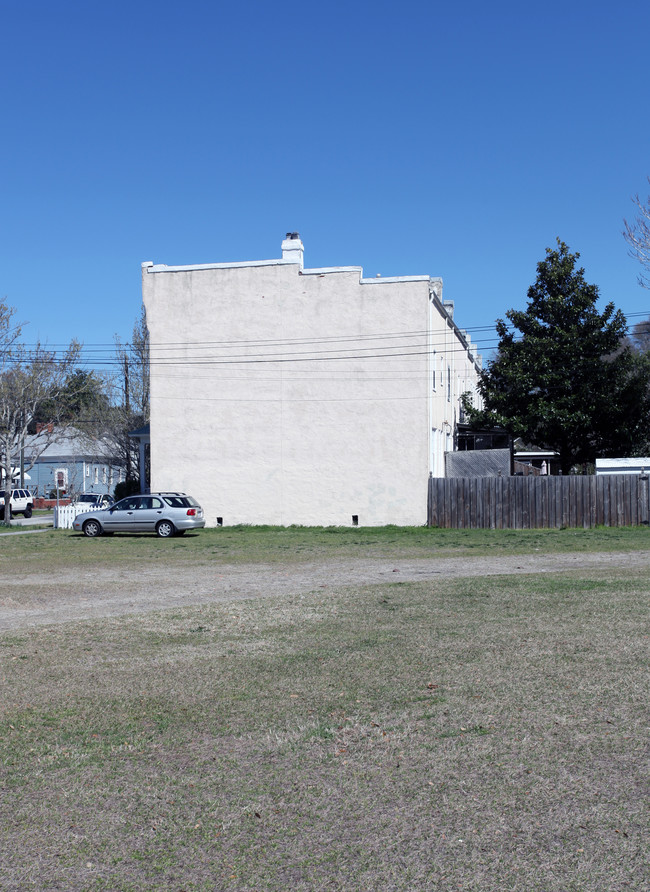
top-left (0, 528), bottom-right (648, 890)
top-left (2, 523), bottom-right (650, 571)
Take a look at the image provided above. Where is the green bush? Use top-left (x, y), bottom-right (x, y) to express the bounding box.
top-left (113, 479), bottom-right (140, 501)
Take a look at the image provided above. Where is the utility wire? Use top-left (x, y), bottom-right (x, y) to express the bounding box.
top-left (5, 308), bottom-right (649, 368)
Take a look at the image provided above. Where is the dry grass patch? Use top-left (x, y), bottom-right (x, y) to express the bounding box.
top-left (0, 568), bottom-right (648, 890)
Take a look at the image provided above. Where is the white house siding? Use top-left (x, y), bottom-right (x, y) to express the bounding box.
top-left (142, 238), bottom-right (481, 527)
top-left (595, 457), bottom-right (650, 475)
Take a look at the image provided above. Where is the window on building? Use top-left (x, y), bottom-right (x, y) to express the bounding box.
top-left (447, 366), bottom-right (451, 402)
top-left (432, 351), bottom-right (436, 390)
top-left (94, 467), bottom-right (99, 484)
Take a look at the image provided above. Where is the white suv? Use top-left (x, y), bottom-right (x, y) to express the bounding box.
top-left (0, 489), bottom-right (35, 518)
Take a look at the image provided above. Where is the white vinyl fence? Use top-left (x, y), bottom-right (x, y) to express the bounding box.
top-left (54, 504), bottom-right (103, 529)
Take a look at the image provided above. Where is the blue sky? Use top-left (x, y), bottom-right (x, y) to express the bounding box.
top-left (2, 0), bottom-right (649, 363)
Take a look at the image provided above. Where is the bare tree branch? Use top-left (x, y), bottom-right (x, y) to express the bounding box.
top-left (77, 307), bottom-right (150, 491)
top-left (0, 301), bottom-right (81, 522)
top-left (624, 176), bottom-right (650, 289)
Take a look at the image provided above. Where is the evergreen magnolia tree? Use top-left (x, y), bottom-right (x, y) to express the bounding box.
top-left (31, 367), bottom-right (110, 431)
top-left (464, 240), bottom-right (650, 473)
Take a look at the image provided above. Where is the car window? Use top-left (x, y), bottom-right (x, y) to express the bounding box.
top-left (114, 498), bottom-right (138, 511)
top-left (162, 496), bottom-right (187, 508)
top-left (151, 497), bottom-right (163, 508)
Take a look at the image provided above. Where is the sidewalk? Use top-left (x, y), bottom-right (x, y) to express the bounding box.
top-left (0, 513), bottom-right (54, 535)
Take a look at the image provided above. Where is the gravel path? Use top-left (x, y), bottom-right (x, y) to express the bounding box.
top-left (3, 550), bottom-right (650, 632)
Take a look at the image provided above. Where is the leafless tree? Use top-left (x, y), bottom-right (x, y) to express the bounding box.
top-left (114, 306), bottom-right (150, 423)
top-left (624, 176), bottom-right (650, 289)
top-left (629, 317), bottom-right (650, 353)
top-left (79, 307), bottom-right (150, 490)
top-left (0, 301), bottom-right (81, 522)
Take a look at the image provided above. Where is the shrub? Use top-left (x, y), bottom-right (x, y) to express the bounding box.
top-left (113, 479), bottom-right (140, 501)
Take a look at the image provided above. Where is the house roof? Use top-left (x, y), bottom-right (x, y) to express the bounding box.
top-left (128, 423), bottom-right (150, 439)
top-left (23, 427), bottom-right (119, 462)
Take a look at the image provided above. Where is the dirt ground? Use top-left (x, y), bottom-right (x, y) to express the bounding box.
top-left (4, 549), bottom-right (650, 632)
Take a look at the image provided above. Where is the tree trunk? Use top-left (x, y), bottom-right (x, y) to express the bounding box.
top-left (3, 444), bottom-right (11, 523)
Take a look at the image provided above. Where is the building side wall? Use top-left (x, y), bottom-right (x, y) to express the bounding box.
top-left (428, 303), bottom-right (482, 476)
top-left (144, 263), bottom-right (437, 526)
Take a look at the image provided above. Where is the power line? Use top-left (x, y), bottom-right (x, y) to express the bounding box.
top-left (13, 309), bottom-right (650, 352)
top-left (5, 307), bottom-right (650, 369)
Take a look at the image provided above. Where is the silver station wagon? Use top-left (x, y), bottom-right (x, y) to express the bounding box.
top-left (73, 492), bottom-right (205, 538)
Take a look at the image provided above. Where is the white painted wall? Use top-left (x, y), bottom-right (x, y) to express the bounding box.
top-left (142, 239), bottom-right (480, 527)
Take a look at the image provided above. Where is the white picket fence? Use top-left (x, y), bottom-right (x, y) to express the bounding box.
top-left (54, 504), bottom-right (104, 530)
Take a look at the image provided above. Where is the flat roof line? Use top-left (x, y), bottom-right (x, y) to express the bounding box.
top-left (359, 275), bottom-right (431, 284)
top-left (144, 262), bottom-right (436, 284)
top-left (144, 259), bottom-right (299, 273)
top-left (301, 266), bottom-right (363, 276)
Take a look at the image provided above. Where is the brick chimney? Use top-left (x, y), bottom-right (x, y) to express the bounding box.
top-left (281, 232), bottom-right (304, 269)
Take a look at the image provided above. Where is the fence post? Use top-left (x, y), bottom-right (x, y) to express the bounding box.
top-left (641, 472), bottom-right (650, 526)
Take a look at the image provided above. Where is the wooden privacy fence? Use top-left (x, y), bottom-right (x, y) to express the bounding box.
top-left (427, 474), bottom-right (650, 529)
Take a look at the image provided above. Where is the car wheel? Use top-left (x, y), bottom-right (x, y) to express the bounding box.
top-left (24, 506), bottom-right (32, 518)
top-left (83, 518), bottom-right (102, 538)
top-left (156, 519), bottom-right (176, 538)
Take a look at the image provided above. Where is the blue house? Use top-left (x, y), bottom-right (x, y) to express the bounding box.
top-left (21, 429), bottom-right (126, 499)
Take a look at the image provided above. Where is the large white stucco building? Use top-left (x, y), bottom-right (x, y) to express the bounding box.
top-left (142, 234), bottom-right (481, 527)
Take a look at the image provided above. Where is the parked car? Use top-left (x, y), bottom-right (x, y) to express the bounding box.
top-left (73, 492), bottom-right (205, 538)
top-left (73, 493), bottom-right (114, 509)
top-left (0, 489), bottom-right (35, 518)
